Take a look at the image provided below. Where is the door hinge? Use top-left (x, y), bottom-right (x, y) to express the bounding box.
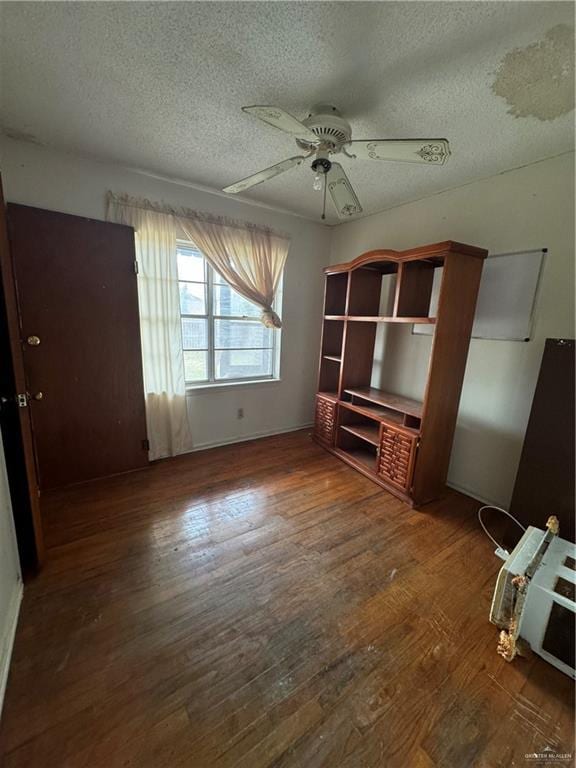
top-left (134, 260), bottom-right (139, 275)
top-left (142, 438), bottom-right (150, 451)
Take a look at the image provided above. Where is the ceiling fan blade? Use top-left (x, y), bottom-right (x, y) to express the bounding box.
top-left (327, 163), bottom-right (363, 219)
top-left (242, 105), bottom-right (319, 143)
top-left (348, 139), bottom-right (451, 165)
top-left (223, 155), bottom-right (306, 194)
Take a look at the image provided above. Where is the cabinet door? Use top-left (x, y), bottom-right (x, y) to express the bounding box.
top-left (377, 424), bottom-right (417, 491)
top-left (314, 396), bottom-right (336, 446)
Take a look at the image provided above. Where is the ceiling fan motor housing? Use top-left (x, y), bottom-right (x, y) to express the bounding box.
top-left (296, 106), bottom-right (352, 152)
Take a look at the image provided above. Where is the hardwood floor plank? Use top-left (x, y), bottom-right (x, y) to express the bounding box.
top-left (0, 430), bottom-right (573, 767)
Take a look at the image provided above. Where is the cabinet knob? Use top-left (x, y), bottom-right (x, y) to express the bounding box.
top-left (26, 335), bottom-right (41, 346)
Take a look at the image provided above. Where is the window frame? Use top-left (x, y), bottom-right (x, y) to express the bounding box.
top-left (177, 241), bottom-right (282, 389)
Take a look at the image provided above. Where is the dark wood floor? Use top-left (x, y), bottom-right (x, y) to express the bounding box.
top-left (0, 430), bottom-right (573, 767)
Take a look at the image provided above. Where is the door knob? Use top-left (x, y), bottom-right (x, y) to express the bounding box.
top-left (26, 335), bottom-right (41, 346)
top-left (32, 392), bottom-right (43, 401)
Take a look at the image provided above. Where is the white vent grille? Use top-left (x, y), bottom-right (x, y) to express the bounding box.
top-left (312, 126), bottom-right (348, 143)
top-left (296, 109), bottom-right (352, 151)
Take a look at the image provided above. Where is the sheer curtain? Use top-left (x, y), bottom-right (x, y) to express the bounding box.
top-left (177, 215), bottom-right (289, 329)
top-left (106, 193), bottom-right (192, 460)
top-left (107, 192), bottom-right (290, 459)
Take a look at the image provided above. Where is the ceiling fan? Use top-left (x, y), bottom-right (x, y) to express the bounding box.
top-left (223, 104), bottom-right (451, 220)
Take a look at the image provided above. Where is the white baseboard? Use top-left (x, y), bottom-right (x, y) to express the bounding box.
top-left (151, 422), bottom-right (315, 461)
top-left (185, 422), bottom-right (314, 454)
top-left (0, 581), bottom-right (22, 717)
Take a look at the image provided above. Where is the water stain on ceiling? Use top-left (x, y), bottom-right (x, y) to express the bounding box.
top-left (492, 24), bottom-right (575, 122)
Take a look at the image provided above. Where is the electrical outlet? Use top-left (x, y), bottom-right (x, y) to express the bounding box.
top-left (237, 408), bottom-right (244, 419)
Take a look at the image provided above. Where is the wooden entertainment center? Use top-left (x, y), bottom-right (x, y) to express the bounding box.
top-left (313, 240), bottom-right (488, 506)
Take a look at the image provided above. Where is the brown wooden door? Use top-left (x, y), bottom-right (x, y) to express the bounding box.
top-left (0, 184), bottom-right (45, 568)
top-left (6, 204), bottom-right (148, 490)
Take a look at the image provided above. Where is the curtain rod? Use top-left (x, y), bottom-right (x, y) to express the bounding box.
top-left (106, 191), bottom-right (290, 240)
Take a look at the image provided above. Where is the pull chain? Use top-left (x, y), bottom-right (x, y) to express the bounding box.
top-left (321, 173), bottom-right (327, 220)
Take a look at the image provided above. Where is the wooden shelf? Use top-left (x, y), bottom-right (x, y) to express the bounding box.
top-left (345, 387), bottom-right (423, 419)
top-left (339, 400), bottom-right (403, 426)
top-left (340, 423), bottom-right (380, 447)
top-left (317, 391), bottom-right (339, 403)
top-left (323, 355), bottom-right (341, 363)
top-left (324, 314), bottom-right (435, 323)
top-left (346, 316), bottom-right (436, 324)
top-left (339, 447), bottom-right (376, 471)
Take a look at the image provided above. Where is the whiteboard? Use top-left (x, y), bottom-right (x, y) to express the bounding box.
top-left (413, 249), bottom-right (546, 341)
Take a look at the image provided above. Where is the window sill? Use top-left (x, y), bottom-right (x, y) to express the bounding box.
top-left (186, 378), bottom-right (282, 395)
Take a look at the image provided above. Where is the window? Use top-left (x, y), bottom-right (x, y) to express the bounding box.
top-left (177, 242), bottom-right (281, 386)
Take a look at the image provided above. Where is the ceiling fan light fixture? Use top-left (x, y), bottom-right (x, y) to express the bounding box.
top-left (311, 152), bottom-right (332, 175)
top-left (311, 149), bottom-right (332, 192)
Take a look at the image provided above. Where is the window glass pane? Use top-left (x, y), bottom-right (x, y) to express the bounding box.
top-left (213, 284), bottom-right (260, 318)
top-left (184, 350), bottom-right (208, 382)
top-left (177, 248), bottom-right (205, 282)
top-left (181, 318), bottom-right (208, 350)
top-left (213, 264), bottom-right (242, 284)
top-left (179, 282), bottom-right (206, 315)
top-left (215, 349), bottom-right (273, 380)
top-left (214, 319), bottom-right (272, 349)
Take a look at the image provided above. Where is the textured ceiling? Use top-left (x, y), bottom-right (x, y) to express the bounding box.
top-left (0, 2), bottom-right (574, 224)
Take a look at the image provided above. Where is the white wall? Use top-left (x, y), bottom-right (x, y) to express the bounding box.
top-left (0, 427), bottom-right (22, 714)
top-left (0, 137), bottom-right (331, 450)
top-left (3, 137), bottom-right (573, 506)
top-left (330, 153), bottom-right (575, 507)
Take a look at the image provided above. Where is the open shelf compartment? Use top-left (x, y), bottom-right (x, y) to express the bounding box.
top-left (336, 428), bottom-right (378, 472)
top-left (318, 317), bottom-right (344, 395)
top-left (325, 273), bottom-right (348, 316)
top-left (318, 358), bottom-right (339, 396)
top-left (342, 259), bottom-right (441, 322)
top-left (393, 261), bottom-right (437, 319)
top-left (338, 405), bottom-right (381, 446)
top-left (343, 387), bottom-right (422, 433)
top-left (321, 318), bottom-right (344, 358)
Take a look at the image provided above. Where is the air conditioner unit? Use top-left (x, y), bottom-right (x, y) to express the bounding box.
top-left (490, 517), bottom-right (575, 679)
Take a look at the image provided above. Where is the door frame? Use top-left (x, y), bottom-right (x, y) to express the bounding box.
top-left (0, 177), bottom-right (45, 570)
